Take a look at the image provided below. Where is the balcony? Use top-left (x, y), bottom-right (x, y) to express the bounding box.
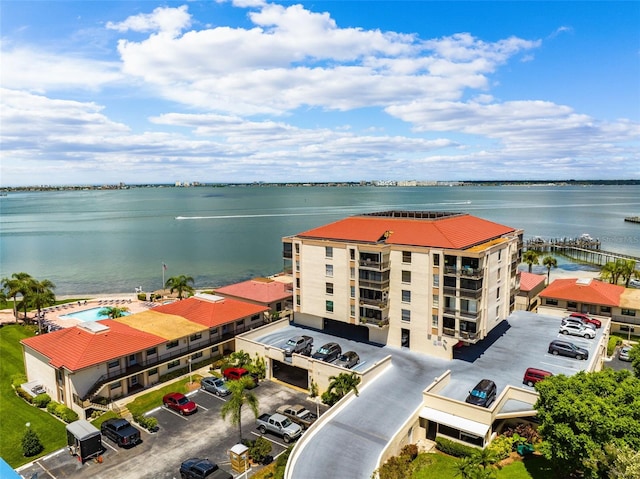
top-left (444, 266), bottom-right (457, 275)
top-left (459, 287), bottom-right (483, 299)
top-left (358, 279), bottom-right (390, 290)
top-left (360, 317), bottom-right (389, 327)
top-left (460, 267), bottom-right (483, 279)
top-left (443, 327), bottom-right (456, 337)
top-left (359, 297), bottom-right (388, 309)
top-left (358, 260), bottom-right (390, 271)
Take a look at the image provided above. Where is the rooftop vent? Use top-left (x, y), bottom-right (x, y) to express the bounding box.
top-left (78, 321), bottom-right (110, 333)
top-left (576, 278), bottom-right (592, 286)
top-left (194, 293), bottom-right (225, 303)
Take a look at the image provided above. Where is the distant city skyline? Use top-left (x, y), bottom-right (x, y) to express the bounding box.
top-left (1, 0), bottom-right (639, 186)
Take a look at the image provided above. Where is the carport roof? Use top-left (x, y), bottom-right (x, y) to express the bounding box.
top-left (420, 406), bottom-right (490, 437)
top-left (150, 296), bottom-right (268, 327)
top-left (214, 278), bottom-right (292, 303)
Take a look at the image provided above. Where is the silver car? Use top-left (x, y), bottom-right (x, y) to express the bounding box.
top-left (559, 323), bottom-right (596, 339)
top-left (334, 351), bottom-right (360, 369)
top-left (619, 346), bottom-right (632, 362)
top-left (200, 376), bottom-right (230, 396)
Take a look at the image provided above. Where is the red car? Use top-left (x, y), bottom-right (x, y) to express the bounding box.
top-left (162, 392), bottom-right (197, 415)
top-left (569, 312), bottom-right (601, 328)
top-left (222, 367), bottom-right (258, 387)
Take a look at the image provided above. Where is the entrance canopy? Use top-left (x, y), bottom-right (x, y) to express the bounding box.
top-left (420, 406), bottom-right (490, 437)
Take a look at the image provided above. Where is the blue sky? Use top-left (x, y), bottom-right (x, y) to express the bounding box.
top-left (1, 1), bottom-right (639, 186)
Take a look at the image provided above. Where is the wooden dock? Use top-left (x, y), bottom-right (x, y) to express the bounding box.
top-left (625, 216), bottom-right (640, 224)
top-left (525, 237), bottom-right (640, 266)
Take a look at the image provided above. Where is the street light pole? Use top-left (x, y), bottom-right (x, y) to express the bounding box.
top-left (188, 357), bottom-right (192, 385)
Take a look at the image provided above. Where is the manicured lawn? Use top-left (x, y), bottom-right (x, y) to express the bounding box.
top-left (126, 375), bottom-right (203, 417)
top-left (411, 452), bottom-right (556, 479)
top-left (0, 324), bottom-right (67, 467)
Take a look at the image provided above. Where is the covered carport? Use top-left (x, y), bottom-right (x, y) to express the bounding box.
top-left (420, 406), bottom-right (490, 447)
top-left (272, 360), bottom-right (310, 390)
top-left (322, 317), bottom-right (370, 343)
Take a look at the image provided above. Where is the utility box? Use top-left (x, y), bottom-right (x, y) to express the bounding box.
top-left (66, 420), bottom-right (103, 464)
top-left (229, 443), bottom-right (249, 473)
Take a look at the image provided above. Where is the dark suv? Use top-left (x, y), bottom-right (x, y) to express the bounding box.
top-left (311, 342), bottom-right (342, 363)
top-left (548, 340), bottom-right (589, 360)
top-left (465, 379), bottom-right (497, 407)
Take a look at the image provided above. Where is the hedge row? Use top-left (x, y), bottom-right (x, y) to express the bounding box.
top-left (46, 401), bottom-right (79, 423)
top-left (435, 437), bottom-right (477, 458)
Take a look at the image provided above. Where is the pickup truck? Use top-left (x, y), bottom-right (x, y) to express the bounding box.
top-left (100, 418), bottom-right (141, 448)
top-left (256, 413), bottom-right (302, 443)
top-left (179, 458), bottom-right (233, 479)
top-left (283, 335), bottom-right (313, 356)
top-left (276, 404), bottom-right (317, 429)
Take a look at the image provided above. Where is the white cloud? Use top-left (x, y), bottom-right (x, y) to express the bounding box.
top-left (106, 5), bottom-right (191, 36)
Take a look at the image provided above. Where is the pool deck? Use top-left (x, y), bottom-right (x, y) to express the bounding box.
top-left (0, 294), bottom-right (156, 330)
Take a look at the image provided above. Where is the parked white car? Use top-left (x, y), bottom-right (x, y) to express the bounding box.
top-left (559, 323), bottom-right (596, 339)
top-left (619, 346), bottom-right (632, 361)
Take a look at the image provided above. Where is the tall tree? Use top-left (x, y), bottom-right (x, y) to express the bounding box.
top-left (322, 372), bottom-right (361, 406)
top-left (600, 261), bottom-right (617, 284)
top-left (220, 375), bottom-right (260, 443)
top-left (28, 278), bottom-right (56, 333)
top-left (617, 259), bottom-right (637, 287)
top-left (535, 369), bottom-right (640, 479)
top-left (165, 274), bottom-right (195, 300)
top-left (522, 250), bottom-right (540, 273)
top-left (542, 255), bottom-right (557, 285)
top-left (98, 306), bottom-right (130, 319)
top-left (1, 272), bottom-right (33, 322)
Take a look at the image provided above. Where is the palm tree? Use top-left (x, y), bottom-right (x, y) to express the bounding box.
top-left (327, 372), bottom-right (361, 399)
top-left (165, 274), bottom-right (195, 300)
top-left (98, 306), bottom-right (130, 319)
top-left (617, 259), bottom-right (636, 287)
top-left (600, 261), bottom-right (617, 284)
top-left (28, 278), bottom-right (56, 333)
top-left (522, 250), bottom-right (540, 273)
top-left (2, 273), bottom-right (33, 322)
top-left (455, 457), bottom-right (477, 479)
top-left (542, 255), bottom-right (558, 285)
top-left (220, 376), bottom-right (260, 443)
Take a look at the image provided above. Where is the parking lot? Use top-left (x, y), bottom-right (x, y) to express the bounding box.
top-left (17, 381), bottom-right (322, 479)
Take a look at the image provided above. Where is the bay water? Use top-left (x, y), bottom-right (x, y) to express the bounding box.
top-left (1, 185), bottom-right (639, 295)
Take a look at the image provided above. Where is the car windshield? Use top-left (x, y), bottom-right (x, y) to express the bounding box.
top-left (471, 389), bottom-right (487, 399)
top-left (213, 378), bottom-right (224, 386)
top-left (281, 418), bottom-right (292, 427)
top-left (318, 347), bottom-right (330, 354)
top-left (287, 339), bottom-right (298, 346)
top-left (338, 355), bottom-right (348, 361)
top-left (177, 396), bottom-right (190, 405)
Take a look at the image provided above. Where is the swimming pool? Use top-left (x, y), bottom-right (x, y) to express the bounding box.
top-left (60, 307), bottom-right (131, 322)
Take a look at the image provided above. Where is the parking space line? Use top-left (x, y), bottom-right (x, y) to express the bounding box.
top-left (198, 389), bottom-right (228, 402)
top-left (196, 403), bottom-right (208, 411)
top-left (161, 406), bottom-right (190, 420)
top-left (103, 440), bottom-right (118, 452)
top-left (540, 360), bottom-right (582, 371)
top-left (35, 460), bottom-right (58, 479)
top-left (249, 431), bottom-right (289, 449)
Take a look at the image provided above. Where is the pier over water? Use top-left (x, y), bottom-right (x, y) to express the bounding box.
top-left (525, 236), bottom-right (640, 266)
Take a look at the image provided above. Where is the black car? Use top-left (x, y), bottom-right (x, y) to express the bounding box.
top-left (465, 379), bottom-right (497, 407)
top-left (548, 339), bottom-right (589, 360)
top-left (100, 418), bottom-right (141, 448)
top-left (311, 342), bottom-right (342, 363)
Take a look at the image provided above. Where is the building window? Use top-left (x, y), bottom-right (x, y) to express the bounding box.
top-left (210, 327), bottom-right (218, 335)
top-left (295, 243), bottom-right (300, 253)
top-left (276, 302), bottom-right (282, 312)
top-left (190, 332), bottom-right (202, 341)
top-left (167, 360), bottom-right (180, 369)
top-left (496, 287), bottom-right (500, 299)
top-left (621, 309), bottom-right (637, 317)
top-left (350, 249), bottom-right (355, 260)
top-left (433, 254), bottom-right (440, 266)
top-left (326, 300), bottom-right (334, 313)
top-left (402, 290), bottom-right (411, 303)
top-left (326, 246), bottom-right (333, 258)
top-left (402, 251), bottom-right (412, 263)
top-left (296, 295), bottom-right (301, 306)
top-left (567, 301), bottom-right (577, 309)
top-left (148, 368), bottom-right (158, 376)
top-left (236, 319), bottom-right (244, 327)
top-left (350, 304), bottom-right (356, 317)
top-left (498, 249), bottom-right (502, 261)
top-left (432, 315), bottom-right (439, 327)
top-left (546, 298), bottom-right (558, 306)
top-left (497, 268), bottom-right (501, 279)
top-left (326, 282), bottom-right (334, 295)
top-left (433, 294), bottom-right (439, 307)
top-left (107, 360), bottom-right (119, 369)
top-left (350, 286), bottom-right (355, 298)
top-left (191, 351), bottom-right (203, 360)
top-left (402, 270), bottom-right (411, 283)
top-left (166, 340), bottom-right (179, 349)
top-left (109, 382), bottom-right (121, 391)
top-left (601, 306), bottom-right (611, 313)
top-left (146, 347), bottom-right (157, 356)
top-left (496, 306), bottom-right (500, 317)
top-left (350, 267), bottom-right (355, 279)
top-left (295, 260), bottom-right (300, 272)
top-left (326, 264), bottom-right (333, 277)
top-left (251, 314), bottom-right (260, 321)
top-left (433, 274), bottom-right (439, 287)
top-left (401, 309), bottom-right (411, 322)
top-left (296, 277), bottom-right (300, 288)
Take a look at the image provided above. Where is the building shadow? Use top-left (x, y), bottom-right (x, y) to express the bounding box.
top-left (453, 320), bottom-right (511, 363)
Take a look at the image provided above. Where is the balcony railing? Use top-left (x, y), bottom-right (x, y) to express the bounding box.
top-left (459, 287), bottom-right (482, 299)
top-left (443, 286), bottom-right (457, 296)
top-left (360, 317), bottom-right (389, 327)
top-left (459, 310), bottom-right (480, 320)
top-left (358, 260), bottom-right (390, 271)
top-left (358, 279), bottom-right (390, 290)
top-left (359, 297), bottom-right (388, 308)
top-left (460, 267), bottom-right (483, 278)
top-left (443, 327), bottom-right (456, 337)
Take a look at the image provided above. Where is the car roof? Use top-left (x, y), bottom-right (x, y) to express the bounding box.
top-left (164, 392), bottom-right (185, 399)
top-left (473, 379), bottom-right (495, 389)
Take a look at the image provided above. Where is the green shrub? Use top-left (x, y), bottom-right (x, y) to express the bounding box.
top-left (137, 293), bottom-right (146, 301)
top-left (15, 386), bottom-right (33, 403)
top-left (607, 336), bottom-right (622, 356)
top-left (486, 435), bottom-right (515, 461)
top-left (133, 414), bottom-right (158, 431)
top-left (32, 393), bottom-right (51, 408)
top-left (46, 401), bottom-right (58, 414)
top-left (248, 436), bottom-right (272, 463)
top-left (11, 373), bottom-right (27, 388)
top-left (435, 437), bottom-right (477, 458)
top-left (46, 401), bottom-right (79, 423)
top-left (400, 443), bottom-right (419, 460)
top-left (22, 428), bottom-right (44, 457)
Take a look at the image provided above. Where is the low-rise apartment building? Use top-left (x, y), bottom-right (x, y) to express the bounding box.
top-left (283, 211), bottom-right (523, 359)
top-left (214, 276), bottom-right (293, 320)
top-left (539, 277), bottom-right (640, 335)
top-left (21, 294), bottom-right (268, 418)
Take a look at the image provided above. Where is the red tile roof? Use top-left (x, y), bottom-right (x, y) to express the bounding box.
top-left (151, 296), bottom-right (268, 328)
top-left (540, 278), bottom-right (624, 306)
top-left (298, 214), bottom-right (516, 249)
top-left (215, 278), bottom-right (292, 303)
top-left (519, 272), bottom-right (546, 292)
top-left (21, 321), bottom-right (164, 370)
